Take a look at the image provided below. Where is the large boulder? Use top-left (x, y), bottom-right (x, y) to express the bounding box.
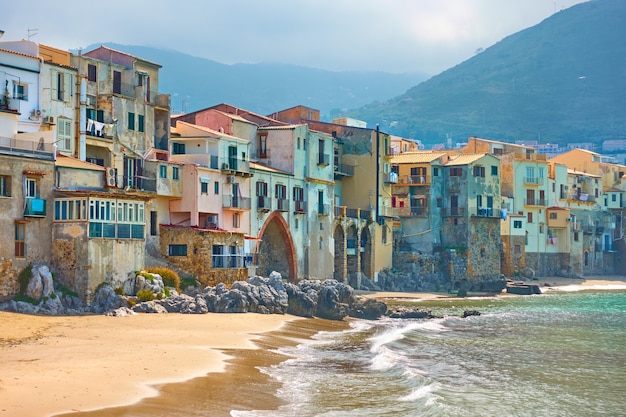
top-left (349, 297), bottom-right (387, 320)
top-left (25, 264), bottom-right (54, 301)
top-left (285, 283), bottom-right (317, 317)
top-left (90, 284), bottom-right (127, 314)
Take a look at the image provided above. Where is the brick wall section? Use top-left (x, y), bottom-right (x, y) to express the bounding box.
top-left (160, 225), bottom-right (247, 288)
top-left (0, 258), bottom-right (19, 300)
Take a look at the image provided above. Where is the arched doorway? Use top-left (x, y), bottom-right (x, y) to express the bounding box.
top-left (257, 212), bottom-right (297, 281)
top-left (333, 224), bottom-right (346, 282)
top-left (360, 226), bottom-right (373, 279)
top-left (346, 224), bottom-right (358, 284)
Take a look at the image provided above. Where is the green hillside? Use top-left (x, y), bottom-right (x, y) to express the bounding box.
top-left (350, 0), bottom-right (626, 147)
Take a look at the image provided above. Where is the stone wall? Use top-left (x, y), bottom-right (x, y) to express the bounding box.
top-left (160, 225), bottom-right (247, 287)
top-left (467, 217), bottom-right (501, 280)
top-left (0, 258), bottom-right (19, 300)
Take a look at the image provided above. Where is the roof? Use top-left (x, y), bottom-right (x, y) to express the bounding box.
top-left (546, 206), bottom-right (569, 211)
top-left (390, 152), bottom-right (447, 164)
top-left (446, 153), bottom-right (490, 166)
top-left (250, 161), bottom-right (291, 175)
top-left (567, 169), bottom-right (602, 178)
top-left (56, 154), bottom-right (105, 171)
top-left (172, 121), bottom-right (249, 143)
top-left (604, 187), bottom-right (623, 193)
top-left (259, 124), bottom-right (306, 131)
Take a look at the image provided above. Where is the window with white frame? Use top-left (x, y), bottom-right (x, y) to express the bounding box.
top-left (54, 198), bottom-right (87, 221)
top-left (88, 198), bottom-right (144, 239)
top-left (25, 178), bottom-right (38, 198)
top-left (13, 81), bottom-right (28, 100)
top-left (52, 71), bottom-right (72, 102)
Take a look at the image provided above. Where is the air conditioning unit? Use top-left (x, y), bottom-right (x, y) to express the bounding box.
top-left (30, 109), bottom-right (42, 119)
top-left (43, 116), bottom-right (55, 124)
top-left (227, 175), bottom-right (236, 183)
top-left (105, 167), bottom-right (117, 187)
top-left (222, 163), bottom-right (229, 170)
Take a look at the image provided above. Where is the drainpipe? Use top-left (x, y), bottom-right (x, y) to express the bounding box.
top-left (79, 76), bottom-right (87, 160)
top-left (376, 124), bottom-right (380, 224)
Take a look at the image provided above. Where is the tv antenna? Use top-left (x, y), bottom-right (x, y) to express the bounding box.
top-left (27, 28), bottom-right (38, 40)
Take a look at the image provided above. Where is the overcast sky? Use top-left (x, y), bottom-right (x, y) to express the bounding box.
top-left (2, 0), bottom-right (587, 75)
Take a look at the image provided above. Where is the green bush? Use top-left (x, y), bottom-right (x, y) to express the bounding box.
top-left (146, 267), bottom-right (181, 293)
top-left (114, 287), bottom-right (125, 296)
top-left (180, 276), bottom-right (198, 290)
top-left (14, 294), bottom-right (38, 305)
top-left (17, 264), bottom-right (33, 295)
top-left (137, 289), bottom-right (155, 302)
top-left (56, 282), bottom-right (79, 298)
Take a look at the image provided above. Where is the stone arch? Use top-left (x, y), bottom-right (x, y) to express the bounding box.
top-left (360, 226), bottom-right (373, 279)
top-left (256, 211), bottom-right (297, 282)
top-left (333, 224), bottom-right (346, 282)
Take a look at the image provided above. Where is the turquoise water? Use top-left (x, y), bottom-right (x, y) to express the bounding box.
top-left (234, 290), bottom-right (626, 417)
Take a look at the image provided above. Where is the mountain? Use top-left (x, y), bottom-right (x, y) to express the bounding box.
top-left (348, 0), bottom-right (626, 148)
top-left (83, 43), bottom-right (429, 119)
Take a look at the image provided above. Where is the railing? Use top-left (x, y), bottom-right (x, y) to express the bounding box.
top-left (318, 203), bottom-right (330, 216)
top-left (212, 254), bottom-right (245, 269)
top-left (399, 175), bottom-right (430, 185)
top-left (24, 198), bottom-right (47, 217)
top-left (380, 206), bottom-right (399, 217)
top-left (257, 196), bottom-right (271, 211)
top-left (223, 195), bottom-right (251, 210)
top-left (523, 177), bottom-right (544, 185)
top-left (383, 173), bottom-right (398, 184)
top-left (360, 209), bottom-right (371, 220)
top-left (560, 191), bottom-right (568, 199)
top-left (570, 193), bottom-right (596, 203)
top-left (276, 198), bottom-right (289, 212)
top-left (470, 207), bottom-right (500, 217)
top-left (220, 158), bottom-right (250, 174)
top-left (318, 153), bottom-right (330, 166)
top-left (334, 163), bottom-right (354, 176)
top-left (0, 96), bottom-right (20, 113)
top-left (583, 225), bottom-right (594, 234)
top-left (397, 206), bottom-right (428, 217)
top-left (294, 200), bottom-right (307, 213)
top-left (0, 136), bottom-right (55, 158)
top-left (524, 198), bottom-right (546, 206)
top-left (441, 207), bottom-right (465, 217)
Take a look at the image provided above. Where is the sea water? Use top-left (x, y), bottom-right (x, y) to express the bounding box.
top-left (233, 289), bottom-right (626, 417)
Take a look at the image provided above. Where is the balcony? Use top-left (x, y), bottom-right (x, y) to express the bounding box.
top-left (470, 207), bottom-right (500, 217)
top-left (399, 175), bottom-right (430, 185)
top-left (24, 198), bottom-right (46, 217)
top-left (223, 195), bottom-right (251, 210)
top-left (441, 207), bottom-right (465, 217)
top-left (318, 153), bottom-right (330, 166)
top-left (220, 158), bottom-right (252, 177)
top-left (334, 163), bottom-right (354, 177)
top-left (383, 172), bottom-right (398, 184)
top-left (523, 177), bottom-right (544, 186)
top-left (318, 203), bottom-right (330, 216)
top-left (380, 206), bottom-right (399, 217)
top-left (0, 96), bottom-right (20, 113)
top-left (257, 196), bottom-right (271, 212)
top-left (294, 200), bottom-right (307, 214)
top-left (396, 206), bottom-right (428, 217)
top-left (276, 198), bottom-right (289, 212)
top-left (524, 198), bottom-right (546, 207)
top-left (0, 136), bottom-right (55, 160)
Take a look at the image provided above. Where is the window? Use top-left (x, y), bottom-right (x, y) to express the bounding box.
top-left (549, 212), bottom-right (557, 220)
top-left (0, 175), bottom-right (11, 197)
top-left (297, 137), bottom-right (301, 149)
top-left (87, 64), bottom-right (97, 82)
top-left (318, 139), bottom-right (328, 165)
top-left (276, 184), bottom-right (287, 199)
top-left (172, 143), bottom-right (185, 155)
top-left (256, 182), bottom-right (268, 197)
top-left (128, 112), bottom-right (135, 130)
top-left (150, 211), bottom-right (157, 236)
top-left (168, 244), bottom-right (187, 256)
top-left (88, 198), bottom-right (144, 239)
top-left (15, 223), bottom-right (25, 258)
top-left (513, 220), bottom-right (522, 229)
top-left (491, 166), bottom-right (498, 176)
top-left (212, 245), bottom-right (225, 268)
top-left (113, 70), bottom-right (122, 94)
top-left (159, 165), bottom-right (167, 179)
top-left (233, 213), bottom-right (240, 228)
top-left (258, 134), bottom-right (267, 158)
top-left (13, 81), bottom-right (28, 100)
top-left (172, 167), bottom-right (179, 180)
top-left (57, 117), bottom-right (72, 152)
top-left (539, 224), bottom-right (544, 234)
top-left (433, 167), bottom-right (439, 177)
top-left (25, 178), bottom-right (37, 198)
top-left (214, 181), bottom-right (219, 194)
top-left (382, 223), bottom-right (387, 244)
top-left (54, 198), bottom-right (87, 221)
top-left (612, 194), bottom-right (617, 202)
top-left (138, 115), bottom-right (144, 132)
top-left (450, 167), bottom-right (462, 177)
top-left (293, 186), bottom-right (304, 201)
top-left (201, 181), bottom-right (208, 194)
top-left (473, 166), bottom-right (485, 177)
top-left (514, 244), bottom-right (521, 254)
top-left (574, 231), bottom-right (579, 242)
top-left (527, 212), bottom-right (533, 223)
top-left (52, 71), bottom-right (72, 102)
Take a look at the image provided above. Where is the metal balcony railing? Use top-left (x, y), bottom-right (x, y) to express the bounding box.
top-left (294, 200), bottom-right (307, 213)
top-left (0, 136), bottom-right (55, 159)
top-left (24, 198), bottom-right (46, 217)
top-left (334, 163), bottom-right (354, 176)
top-left (318, 153), bottom-right (330, 166)
top-left (318, 203), bottom-right (330, 216)
top-left (257, 196), bottom-right (271, 211)
top-left (399, 175), bottom-right (430, 185)
top-left (384, 172), bottom-right (398, 184)
top-left (276, 198), bottom-right (289, 212)
top-left (523, 177), bottom-right (544, 185)
top-left (223, 195), bottom-right (251, 210)
top-left (441, 207), bottom-right (465, 217)
top-left (524, 198), bottom-right (546, 206)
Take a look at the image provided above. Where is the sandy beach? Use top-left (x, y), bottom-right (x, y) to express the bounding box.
top-left (1, 275), bottom-right (624, 417)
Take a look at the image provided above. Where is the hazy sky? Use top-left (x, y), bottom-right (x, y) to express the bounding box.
top-left (2, 0), bottom-right (587, 75)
